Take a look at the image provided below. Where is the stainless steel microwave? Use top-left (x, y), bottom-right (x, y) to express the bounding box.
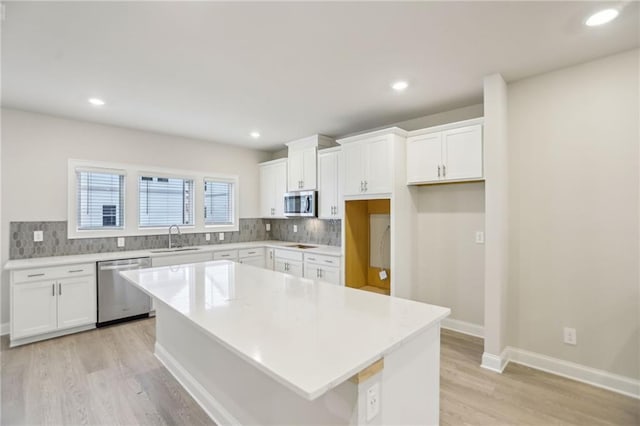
top-left (284, 191), bottom-right (317, 217)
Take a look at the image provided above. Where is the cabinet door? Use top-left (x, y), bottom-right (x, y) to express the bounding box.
top-left (407, 133), bottom-right (443, 183)
top-left (301, 147), bottom-right (317, 190)
top-left (287, 261), bottom-right (304, 278)
top-left (342, 142), bottom-right (365, 196)
top-left (319, 267), bottom-right (340, 285)
top-left (274, 259), bottom-right (287, 274)
top-left (364, 136), bottom-right (393, 194)
top-left (442, 125), bottom-right (483, 181)
top-left (12, 281), bottom-right (58, 339)
top-left (58, 276), bottom-right (97, 330)
top-left (239, 256), bottom-right (265, 269)
top-left (287, 150), bottom-right (304, 191)
top-left (304, 264), bottom-right (321, 280)
top-left (272, 161), bottom-right (288, 217)
top-left (318, 151), bottom-right (338, 219)
top-left (260, 164), bottom-right (274, 217)
top-left (266, 248), bottom-right (275, 270)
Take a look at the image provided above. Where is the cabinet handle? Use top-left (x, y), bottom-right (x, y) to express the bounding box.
top-left (360, 181), bottom-right (364, 192)
top-left (221, 254), bottom-right (229, 257)
top-left (443, 164), bottom-right (446, 177)
top-left (270, 251), bottom-right (273, 259)
top-left (248, 251), bottom-right (256, 255)
top-left (52, 284), bottom-right (55, 296)
top-left (68, 269), bottom-right (84, 273)
top-left (324, 260), bottom-right (334, 264)
top-left (319, 269), bottom-right (323, 278)
top-left (316, 269), bottom-right (320, 278)
top-left (364, 181), bottom-right (368, 191)
top-left (58, 283), bottom-right (62, 296)
top-left (307, 257), bottom-right (316, 261)
top-left (28, 273), bottom-right (45, 278)
top-left (437, 165), bottom-right (441, 178)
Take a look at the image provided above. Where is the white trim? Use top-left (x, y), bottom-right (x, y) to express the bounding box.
top-left (406, 117), bottom-right (484, 137)
top-left (481, 348), bottom-right (509, 373)
top-left (441, 318), bottom-right (484, 338)
top-left (155, 342), bottom-right (239, 425)
top-left (9, 324), bottom-right (95, 347)
top-left (336, 127), bottom-right (408, 144)
top-left (1, 322), bottom-right (9, 336)
top-left (508, 347), bottom-right (640, 400)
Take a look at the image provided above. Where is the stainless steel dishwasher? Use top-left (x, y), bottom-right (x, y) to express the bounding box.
top-left (97, 257), bottom-right (152, 326)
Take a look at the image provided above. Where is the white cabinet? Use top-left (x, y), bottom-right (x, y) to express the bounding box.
top-left (274, 249), bottom-right (304, 278)
top-left (287, 146), bottom-right (317, 191)
top-left (318, 148), bottom-right (342, 219)
top-left (238, 248), bottom-right (265, 269)
top-left (265, 248), bottom-right (275, 270)
top-left (260, 159), bottom-right (288, 218)
top-left (286, 135), bottom-right (335, 191)
top-left (303, 253), bottom-right (341, 285)
top-left (406, 122), bottom-right (483, 185)
top-left (11, 263), bottom-right (97, 345)
top-left (340, 134), bottom-right (394, 196)
top-left (213, 249), bottom-right (239, 262)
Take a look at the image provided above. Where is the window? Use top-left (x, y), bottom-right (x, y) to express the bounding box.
top-left (138, 175), bottom-right (194, 227)
top-left (204, 179), bottom-right (234, 225)
top-left (76, 170), bottom-right (125, 230)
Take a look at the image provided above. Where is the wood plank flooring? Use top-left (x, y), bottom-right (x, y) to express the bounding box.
top-left (1, 320), bottom-right (638, 425)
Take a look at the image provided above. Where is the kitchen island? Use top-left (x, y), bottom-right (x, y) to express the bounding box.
top-left (120, 260), bottom-right (449, 425)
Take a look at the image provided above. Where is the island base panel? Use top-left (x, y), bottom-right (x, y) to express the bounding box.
top-left (154, 302), bottom-right (440, 425)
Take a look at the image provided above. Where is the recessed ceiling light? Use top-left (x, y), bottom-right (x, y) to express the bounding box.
top-left (250, 131), bottom-right (260, 139)
top-left (391, 80), bottom-right (409, 92)
top-left (585, 8), bottom-right (619, 26)
top-left (88, 97), bottom-right (105, 106)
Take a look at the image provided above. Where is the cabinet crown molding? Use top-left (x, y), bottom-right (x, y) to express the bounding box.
top-left (336, 127), bottom-right (408, 145)
top-left (407, 117), bottom-right (484, 137)
top-left (285, 134), bottom-right (335, 149)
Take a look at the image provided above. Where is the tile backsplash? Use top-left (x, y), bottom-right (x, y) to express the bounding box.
top-left (9, 218), bottom-right (341, 259)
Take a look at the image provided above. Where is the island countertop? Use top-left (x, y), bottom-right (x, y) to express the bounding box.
top-left (120, 260), bottom-right (450, 401)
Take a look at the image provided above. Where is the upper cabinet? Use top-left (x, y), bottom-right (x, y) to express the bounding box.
top-left (406, 119), bottom-right (483, 185)
top-left (286, 135), bottom-right (335, 191)
top-left (338, 128), bottom-right (406, 197)
top-left (317, 147), bottom-right (342, 219)
top-left (259, 158), bottom-right (288, 218)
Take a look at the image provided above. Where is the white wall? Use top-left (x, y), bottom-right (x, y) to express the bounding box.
top-left (507, 49), bottom-right (639, 379)
top-left (414, 182), bottom-right (485, 326)
top-left (1, 108), bottom-right (271, 324)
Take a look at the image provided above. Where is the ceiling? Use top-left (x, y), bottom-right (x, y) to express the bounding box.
top-left (2, 1), bottom-right (638, 150)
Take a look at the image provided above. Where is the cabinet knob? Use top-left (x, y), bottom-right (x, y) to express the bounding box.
top-left (364, 181), bottom-right (368, 191)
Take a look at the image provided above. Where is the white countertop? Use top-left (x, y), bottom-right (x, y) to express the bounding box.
top-left (3, 240), bottom-right (341, 270)
top-left (120, 261), bottom-right (450, 400)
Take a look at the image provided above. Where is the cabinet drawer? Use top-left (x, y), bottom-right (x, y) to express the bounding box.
top-left (213, 249), bottom-right (238, 261)
top-left (238, 248), bottom-right (264, 258)
top-left (274, 249), bottom-right (303, 262)
top-left (13, 263), bottom-right (95, 284)
top-left (303, 253), bottom-right (340, 267)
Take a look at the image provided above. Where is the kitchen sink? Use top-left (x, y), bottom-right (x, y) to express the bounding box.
top-left (150, 247), bottom-right (202, 253)
top-left (285, 244), bottom-right (317, 249)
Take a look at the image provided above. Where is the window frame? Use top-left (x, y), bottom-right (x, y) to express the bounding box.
top-left (203, 176), bottom-right (238, 228)
top-left (67, 159), bottom-right (240, 239)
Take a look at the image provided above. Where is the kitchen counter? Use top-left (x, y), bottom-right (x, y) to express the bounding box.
top-left (120, 260), bottom-right (449, 425)
top-left (3, 240), bottom-right (341, 270)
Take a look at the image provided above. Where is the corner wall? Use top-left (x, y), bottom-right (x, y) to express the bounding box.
top-left (507, 49), bottom-right (639, 380)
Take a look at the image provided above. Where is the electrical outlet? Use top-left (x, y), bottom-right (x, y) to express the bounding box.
top-left (475, 231), bottom-right (485, 244)
top-left (219, 232), bottom-right (224, 241)
top-left (266, 223), bottom-right (271, 232)
top-left (33, 230), bottom-right (43, 242)
top-left (117, 237), bottom-right (125, 248)
top-left (205, 233), bottom-right (211, 241)
top-left (293, 225), bottom-right (298, 233)
top-left (366, 383), bottom-right (380, 421)
top-left (563, 327), bottom-right (577, 345)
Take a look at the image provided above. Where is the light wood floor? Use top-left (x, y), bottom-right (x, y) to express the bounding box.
top-left (1, 320), bottom-right (638, 425)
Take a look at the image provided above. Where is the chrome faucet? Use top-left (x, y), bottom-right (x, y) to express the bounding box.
top-left (168, 224), bottom-right (181, 249)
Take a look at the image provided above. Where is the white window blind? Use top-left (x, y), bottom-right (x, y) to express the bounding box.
top-left (139, 176), bottom-right (194, 227)
top-left (76, 170), bottom-right (125, 230)
top-left (204, 180), bottom-right (234, 225)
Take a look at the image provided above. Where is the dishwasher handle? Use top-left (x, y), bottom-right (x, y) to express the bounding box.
top-left (99, 262), bottom-right (148, 271)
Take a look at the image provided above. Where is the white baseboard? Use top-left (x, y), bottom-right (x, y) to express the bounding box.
top-left (481, 348), bottom-right (509, 373)
top-left (1, 322), bottom-right (9, 336)
top-left (441, 318), bottom-right (484, 338)
top-left (508, 347), bottom-right (640, 400)
top-left (154, 342), bottom-right (238, 425)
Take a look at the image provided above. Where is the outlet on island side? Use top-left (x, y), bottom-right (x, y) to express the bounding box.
top-left (366, 382), bottom-right (380, 421)
top-left (563, 327), bottom-right (577, 345)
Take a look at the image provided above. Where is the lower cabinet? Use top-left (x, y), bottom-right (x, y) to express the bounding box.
top-left (11, 263), bottom-right (97, 344)
top-left (238, 248), bottom-right (265, 268)
top-left (303, 253), bottom-right (341, 285)
top-left (265, 248), bottom-right (275, 270)
top-left (274, 249), bottom-right (304, 277)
